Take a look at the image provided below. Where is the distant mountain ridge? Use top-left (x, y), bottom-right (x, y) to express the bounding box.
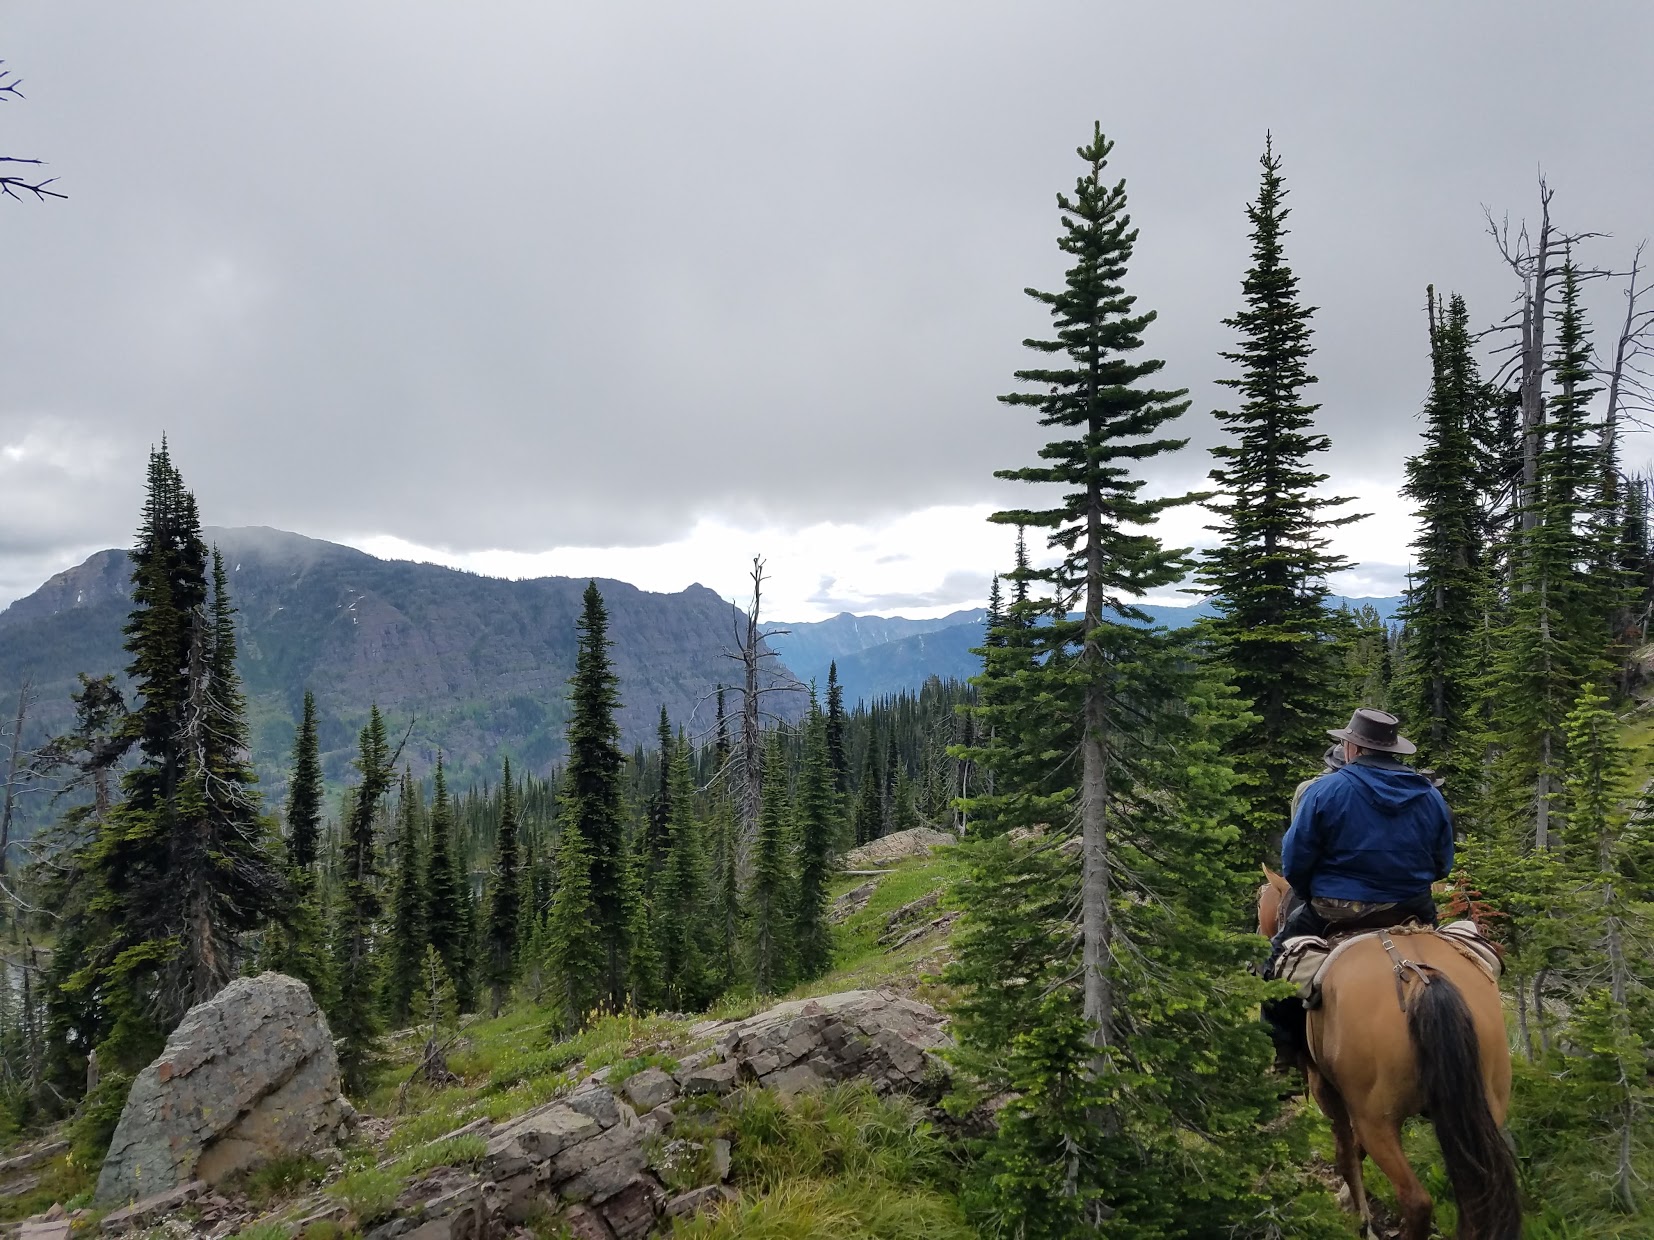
top-left (776, 594), bottom-right (1404, 705)
top-left (0, 527), bottom-right (803, 797)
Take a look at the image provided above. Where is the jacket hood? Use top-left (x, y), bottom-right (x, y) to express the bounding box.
top-left (1339, 760), bottom-right (1438, 815)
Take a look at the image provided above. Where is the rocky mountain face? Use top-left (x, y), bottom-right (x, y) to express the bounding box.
top-left (0, 527), bottom-right (802, 796)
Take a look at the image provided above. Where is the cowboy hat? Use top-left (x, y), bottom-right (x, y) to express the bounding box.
top-left (1328, 707), bottom-right (1417, 756)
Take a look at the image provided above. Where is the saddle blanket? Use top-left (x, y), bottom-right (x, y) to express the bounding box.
top-left (1274, 920), bottom-right (1502, 1006)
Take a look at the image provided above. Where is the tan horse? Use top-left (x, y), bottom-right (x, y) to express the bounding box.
top-left (1259, 867), bottom-right (1519, 1240)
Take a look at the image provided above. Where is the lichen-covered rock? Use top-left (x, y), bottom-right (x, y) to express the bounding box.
top-left (842, 826), bottom-right (956, 870)
top-left (95, 973), bottom-right (351, 1207)
top-left (709, 989), bottom-right (949, 1095)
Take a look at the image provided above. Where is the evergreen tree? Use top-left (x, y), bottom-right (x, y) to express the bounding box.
top-left (286, 691), bottom-right (323, 872)
top-left (824, 663), bottom-right (849, 792)
top-left (952, 127), bottom-right (1311, 1235)
top-left (556, 584), bottom-right (630, 1012)
top-left (745, 733), bottom-right (794, 994)
top-left (382, 773), bottom-right (426, 1027)
top-left (332, 707), bottom-right (394, 1096)
top-left (624, 848), bottom-right (664, 1012)
top-left (851, 739), bottom-right (883, 846)
top-left (265, 691), bottom-right (331, 1005)
top-left (1199, 138), bottom-right (1354, 854)
top-left (83, 456), bottom-right (285, 1066)
top-left (483, 757), bottom-right (522, 1014)
top-left (658, 731), bottom-right (712, 1009)
top-left (38, 676), bottom-right (128, 1104)
top-left (881, 729), bottom-right (900, 836)
top-left (543, 802), bottom-right (604, 1032)
top-left (1558, 684), bottom-right (1650, 1210)
top-left (890, 768), bottom-right (920, 833)
top-left (645, 706), bottom-right (673, 874)
top-left (1399, 291), bottom-right (1494, 791)
top-left (708, 793), bottom-right (740, 991)
top-left (992, 124), bottom-right (1199, 1044)
top-left (423, 756), bottom-right (472, 1012)
top-left (793, 694), bottom-right (838, 980)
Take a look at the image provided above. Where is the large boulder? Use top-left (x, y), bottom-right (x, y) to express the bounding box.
top-left (95, 973), bottom-right (352, 1207)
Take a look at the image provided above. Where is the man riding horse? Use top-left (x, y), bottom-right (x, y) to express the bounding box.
top-left (1264, 707), bottom-right (1454, 1060)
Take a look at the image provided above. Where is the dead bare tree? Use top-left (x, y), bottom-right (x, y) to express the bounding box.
top-left (1603, 242), bottom-right (1654, 481)
top-left (1484, 177), bottom-right (1607, 558)
top-left (0, 678), bottom-right (34, 880)
top-left (722, 557), bottom-right (805, 874)
top-left (1, 62), bottom-right (65, 202)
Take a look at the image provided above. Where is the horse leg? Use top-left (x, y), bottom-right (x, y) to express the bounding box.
top-left (1354, 1116), bottom-right (1432, 1240)
top-left (1308, 1066), bottom-right (1369, 1229)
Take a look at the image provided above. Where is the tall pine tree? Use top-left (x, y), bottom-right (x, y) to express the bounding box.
top-left (745, 733), bottom-right (794, 994)
top-left (793, 692), bottom-right (838, 980)
top-left (267, 690), bottom-right (331, 1006)
top-left (82, 452), bottom-right (282, 1065)
top-left (423, 755), bottom-right (473, 1012)
top-left (483, 757), bottom-right (522, 1014)
top-left (952, 127), bottom-right (1310, 1236)
top-left (332, 707), bottom-right (394, 1096)
top-left (382, 772), bottom-right (426, 1027)
top-left (657, 730), bottom-right (713, 1009)
top-left (824, 663), bottom-right (848, 793)
top-left (1199, 138), bottom-right (1354, 854)
top-left (551, 584), bottom-right (630, 1013)
top-left (1399, 290), bottom-right (1493, 791)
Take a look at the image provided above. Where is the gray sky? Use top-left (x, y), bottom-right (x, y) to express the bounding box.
top-left (4, 2), bottom-right (1652, 617)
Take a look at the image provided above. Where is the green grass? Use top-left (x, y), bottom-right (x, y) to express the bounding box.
top-left (780, 848), bottom-right (963, 1003)
top-left (231, 1224), bottom-right (294, 1240)
top-left (0, 1152), bottom-right (92, 1224)
top-left (389, 1132), bottom-right (487, 1179)
top-left (241, 1153), bottom-right (327, 1205)
top-left (667, 1083), bottom-right (970, 1240)
top-left (327, 1165), bottom-right (401, 1224)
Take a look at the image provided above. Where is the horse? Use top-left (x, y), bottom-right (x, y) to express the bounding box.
top-left (1258, 866), bottom-right (1520, 1240)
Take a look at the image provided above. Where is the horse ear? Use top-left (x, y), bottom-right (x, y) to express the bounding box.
top-left (1263, 865), bottom-right (1289, 894)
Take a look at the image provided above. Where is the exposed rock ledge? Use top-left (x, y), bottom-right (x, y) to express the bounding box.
top-left (95, 989), bottom-right (950, 1238)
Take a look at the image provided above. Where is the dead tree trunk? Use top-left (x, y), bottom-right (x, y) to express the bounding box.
top-left (0, 678), bottom-right (33, 880)
top-left (1517, 185), bottom-right (1553, 543)
top-left (723, 558), bottom-right (803, 879)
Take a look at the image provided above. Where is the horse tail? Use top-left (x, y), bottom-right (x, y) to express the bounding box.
top-left (1406, 972), bottom-right (1520, 1240)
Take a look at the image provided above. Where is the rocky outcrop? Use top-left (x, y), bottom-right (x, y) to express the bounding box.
top-left (842, 826), bottom-right (956, 870)
top-left (95, 973), bottom-right (353, 1207)
top-left (357, 989), bottom-right (950, 1239)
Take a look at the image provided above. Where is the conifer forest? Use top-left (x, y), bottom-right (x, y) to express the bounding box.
top-left (3, 30), bottom-right (1654, 1240)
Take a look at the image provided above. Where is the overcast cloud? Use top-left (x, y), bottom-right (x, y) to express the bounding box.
top-left (2, 2), bottom-right (1651, 618)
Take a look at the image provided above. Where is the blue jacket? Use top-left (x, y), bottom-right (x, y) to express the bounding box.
top-left (1281, 758), bottom-right (1453, 903)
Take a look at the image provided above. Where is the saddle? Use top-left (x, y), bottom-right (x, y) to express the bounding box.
top-left (1275, 920), bottom-right (1502, 1009)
